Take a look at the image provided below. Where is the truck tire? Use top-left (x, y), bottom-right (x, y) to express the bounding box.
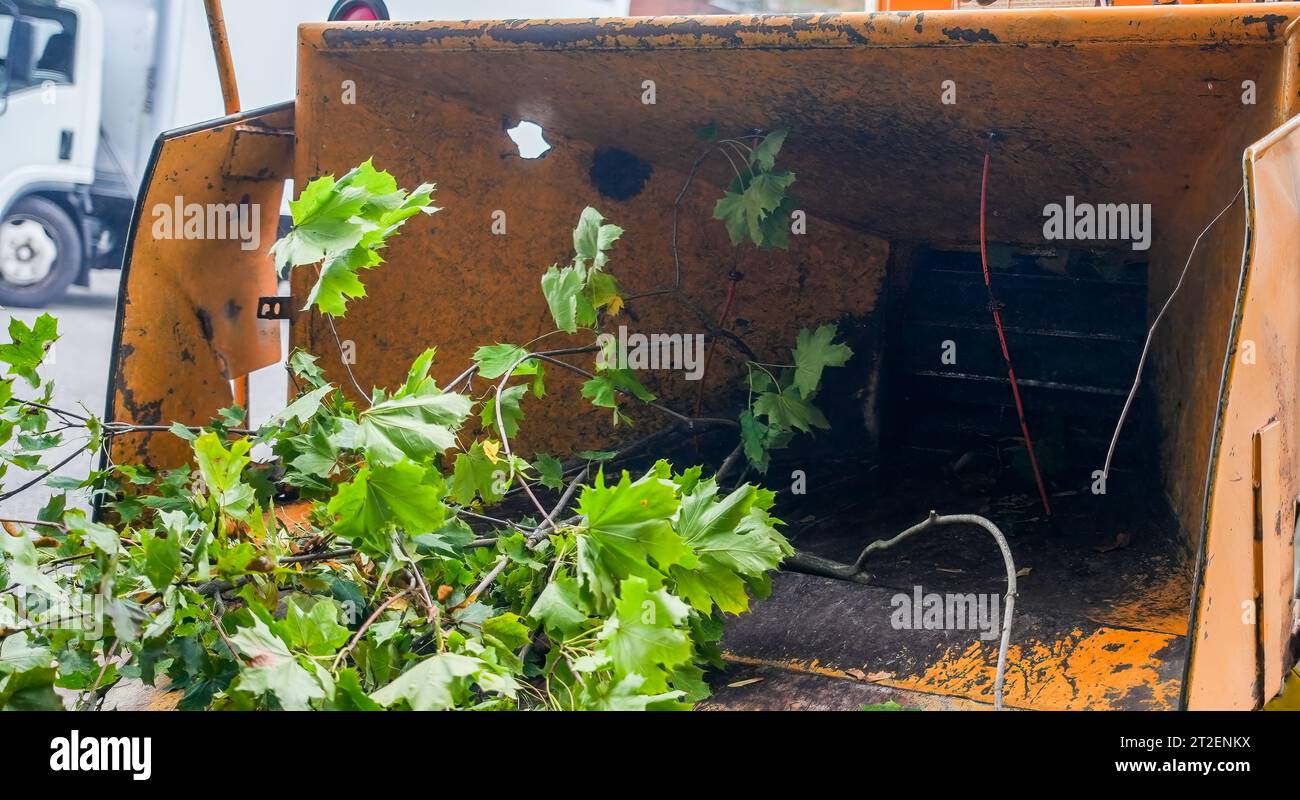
top-left (0, 196), bottom-right (82, 308)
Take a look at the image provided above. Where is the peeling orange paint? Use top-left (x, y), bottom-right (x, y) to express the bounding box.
top-left (892, 627), bottom-right (1181, 710)
top-left (727, 624), bottom-right (1181, 710)
top-left (1089, 569), bottom-right (1192, 637)
top-left (720, 653), bottom-right (996, 710)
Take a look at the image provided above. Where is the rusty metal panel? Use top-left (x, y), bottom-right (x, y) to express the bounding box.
top-left (1186, 113), bottom-right (1300, 709)
top-left (104, 103), bottom-right (293, 469)
top-left (290, 8), bottom-right (1291, 463)
top-left (296, 9), bottom-right (1288, 250)
top-left (277, 10), bottom-right (1300, 707)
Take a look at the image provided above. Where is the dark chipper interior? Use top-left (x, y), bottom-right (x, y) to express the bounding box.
top-left (709, 244), bottom-right (1193, 711)
top-left (293, 17), bottom-right (1277, 709)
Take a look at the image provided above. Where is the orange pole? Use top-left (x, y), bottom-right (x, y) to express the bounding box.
top-left (202, 0), bottom-right (249, 412)
top-left (203, 0), bottom-right (241, 115)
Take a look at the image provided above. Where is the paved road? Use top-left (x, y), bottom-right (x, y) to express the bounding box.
top-left (2, 271), bottom-right (288, 519)
top-left (3, 271), bottom-right (121, 519)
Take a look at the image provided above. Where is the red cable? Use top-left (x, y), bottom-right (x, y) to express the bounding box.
top-left (979, 148), bottom-right (1053, 517)
top-left (693, 275), bottom-right (739, 418)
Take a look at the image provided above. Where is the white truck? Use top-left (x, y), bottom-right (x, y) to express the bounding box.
top-left (0, 0), bottom-right (628, 307)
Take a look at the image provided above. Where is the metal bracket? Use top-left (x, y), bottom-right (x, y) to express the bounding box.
top-left (256, 296), bottom-right (293, 320)
top-left (223, 124), bottom-right (295, 180)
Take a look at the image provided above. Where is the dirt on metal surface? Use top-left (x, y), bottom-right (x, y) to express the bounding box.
top-left (713, 454), bottom-right (1190, 710)
top-left (105, 104), bottom-right (291, 470)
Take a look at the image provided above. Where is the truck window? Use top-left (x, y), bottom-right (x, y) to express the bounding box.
top-left (0, 3), bottom-right (76, 92)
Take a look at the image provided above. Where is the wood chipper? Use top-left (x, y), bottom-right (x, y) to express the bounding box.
top-left (102, 4), bottom-right (1300, 710)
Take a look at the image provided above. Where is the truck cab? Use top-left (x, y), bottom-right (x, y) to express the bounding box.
top-left (0, 0), bottom-right (108, 308)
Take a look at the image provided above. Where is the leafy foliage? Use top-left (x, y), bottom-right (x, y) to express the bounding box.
top-left (740, 323), bottom-right (854, 473)
top-left (271, 159), bottom-right (438, 316)
top-left (0, 314), bottom-right (57, 387)
top-left (712, 130), bottom-right (797, 250)
top-left (0, 145), bottom-right (849, 711)
top-left (540, 207), bottom-right (625, 333)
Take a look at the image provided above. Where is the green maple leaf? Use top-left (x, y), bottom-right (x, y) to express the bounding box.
top-left (266, 383), bottom-right (334, 428)
top-left (671, 562), bottom-right (749, 618)
top-left (482, 612), bottom-right (531, 650)
top-left (141, 522), bottom-right (182, 593)
top-left (528, 574), bottom-right (589, 638)
top-left (598, 576), bottom-right (692, 693)
top-left (288, 350), bottom-right (328, 389)
top-left (739, 410), bottom-right (771, 473)
top-left (473, 343), bottom-right (531, 379)
top-left (541, 264), bottom-right (584, 333)
top-left (670, 480), bottom-right (789, 615)
top-left (757, 192), bottom-right (798, 250)
top-left (327, 460), bottom-right (448, 552)
top-left (753, 390), bottom-right (829, 434)
top-left (0, 379), bottom-right (12, 446)
top-left (271, 159), bottom-right (438, 317)
top-left (0, 632), bottom-right (52, 674)
top-left (304, 245), bottom-right (380, 317)
top-left (533, 453), bottom-right (565, 491)
top-left (63, 509), bottom-right (120, 556)
top-left (0, 314), bottom-right (57, 387)
top-left (279, 424), bottom-right (341, 489)
top-left (450, 440), bottom-right (508, 505)
top-left (572, 206), bottom-right (623, 270)
top-left (539, 207), bottom-right (625, 333)
top-left (0, 533), bottom-right (65, 599)
top-left (355, 390), bottom-right (471, 466)
top-left (574, 470), bottom-right (693, 607)
top-left (712, 171), bottom-right (795, 247)
top-left (792, 324), bottom-right (853, 398)
top-left (369, 652), bottom-right (515, 710)
top-left (470, 344), bottom-right (545, 396)
top-left (674, 479), bottom-right (754, 549)
top-left (400, 347), bottom-right (438, 397)
top-left (748, 129), bottom-right (788, 172)
top-left (480, 383), bottom-right (527, 439)
top-left (358, 184), bottom-right (437, 251)
top-left (192, 432), bottom-right (255, 519)
top-left (581, 369), bottom-right (655, 417)
top-left (0, 635), bottom-right (61, 710)
top-left (670, 661), bottom-right (713, 704)
top-left (323, 668), bottom-right (383, 711)
top-left (580, 673), bottom-right (688, 711)
top-left (275, 598), bottom-right (351, 657)
top-left (193, 431), bottom-right (251, 493)
top-left (280, 176), bottom-right (369, 261)
top-left (229, 616), bottom-right (325, 711)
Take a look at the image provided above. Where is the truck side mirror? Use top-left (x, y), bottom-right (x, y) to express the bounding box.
top-left (1, 14), bottom-right (36, 103)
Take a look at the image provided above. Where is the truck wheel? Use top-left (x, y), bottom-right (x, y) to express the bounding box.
top-left (0, 196), bottom-right (82, 308)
